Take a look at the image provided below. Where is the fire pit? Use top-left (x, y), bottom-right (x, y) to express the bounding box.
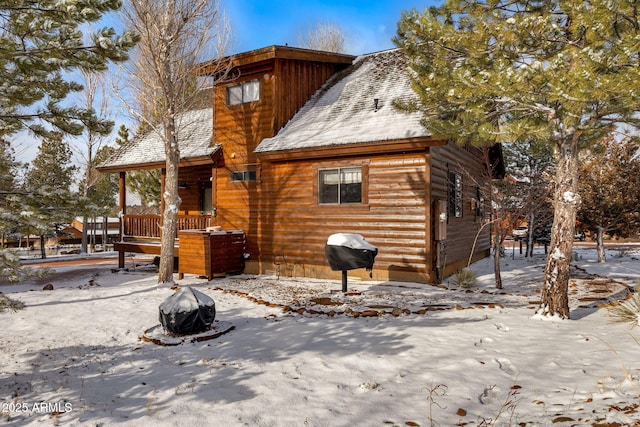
top-left (325, 233), bottom-right (378, 292)
top-left (159, 287), bottom-right (216, 335)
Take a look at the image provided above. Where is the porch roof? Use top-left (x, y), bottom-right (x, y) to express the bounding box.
top-left (97, 108), bottom-right (220, 172)
top-left (254, 49), bottom-right (433, 156)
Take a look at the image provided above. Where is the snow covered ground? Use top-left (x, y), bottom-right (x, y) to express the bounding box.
top-left (1, 244), bottom-right (640, 426)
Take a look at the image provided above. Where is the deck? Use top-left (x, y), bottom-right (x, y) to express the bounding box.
top-left (114, 215), bottom-right (245, 278)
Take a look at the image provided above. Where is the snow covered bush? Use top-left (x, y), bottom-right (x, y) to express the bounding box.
top-left (453, 267), bottom-right (477, 288)
top-left (607, 283), bottom-right (640, 327)
top-left (0, 249), bottom-right (52, 284)
top-left (0, 293), bottom-right (25, 313)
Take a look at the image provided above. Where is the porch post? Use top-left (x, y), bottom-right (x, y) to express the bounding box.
top-left (160, 168), bottom-right (166, 227)
top-left (118, 172), bottom-right (127, 268)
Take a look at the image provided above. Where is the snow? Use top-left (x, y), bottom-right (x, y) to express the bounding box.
top-left (1, 244), bottom-right (640, 426)
top-left (563, 191), bottom-right (579, 204)
top-left (98, 109), bottom-right (218, 170)
top-left (326, 233), bottom-right (377, 251)
top-left (255, 49), bottom-right (431, 154)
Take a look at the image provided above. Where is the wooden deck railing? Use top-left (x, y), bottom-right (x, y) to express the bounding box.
top-left (122, 214), bottom-right (212, 238)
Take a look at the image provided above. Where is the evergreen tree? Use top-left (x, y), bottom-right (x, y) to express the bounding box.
top-left (77, 144), bottom-right (119, 247)
top-left (115, 124), bottom-right (129, 146)
top-left (578, 136), bottom-right (640, 262)
top-left (504, 141), bottom-right (555, 257)
top-left (395, 0), bottom-right (640, 318)
top-left (114, 124), bottom-right (161, 208)
top-left (0, 0), bottom-right (138, 138)
top-left (90, 145), bottom-right (119, 216)
top-left (0, 138), bottom-right (23, 245)
top-left (23, 132), bottom-right (77, 258)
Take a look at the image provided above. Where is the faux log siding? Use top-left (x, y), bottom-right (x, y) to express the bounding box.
top-left (257, 153), bottom-right (429, 273)
top-left (429, 143), bottom-right (491, 267)
top-left (212, 58), bottom-right (353, 256)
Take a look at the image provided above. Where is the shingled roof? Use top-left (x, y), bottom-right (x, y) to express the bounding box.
top-left (97, 108), bottom-right (219, 172)
top-left (254, 49), bottom-right (431, 155)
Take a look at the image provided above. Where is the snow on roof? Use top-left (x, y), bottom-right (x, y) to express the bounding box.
top-left (255, 49), bottom-right (431, 154)
top-left (98, 108), bottom-right (218, 170)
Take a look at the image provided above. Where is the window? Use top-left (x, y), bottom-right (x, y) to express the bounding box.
top-left (227, 80), bottom-right (260, 105)
top-left (448, 171), bottom-right (463, 218)
top-left (201, 184), bottom-right (212, 214)
top-left (319, 167), bottom-right (362, 204)
top-left (475, 186), bottom-right (484, 218)
top-left (231, 170), bottom-right (257, 182)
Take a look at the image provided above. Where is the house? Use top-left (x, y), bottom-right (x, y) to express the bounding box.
top-left (70, 217), bottom-right (121, 245)
top-left (97, 45), bottom-right (504, 283)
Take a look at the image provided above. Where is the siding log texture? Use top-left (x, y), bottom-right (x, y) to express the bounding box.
top-left (211, 49), bottom-right (354, 262)
top-left (430, 143), bottom-right (492, 277)
top-left (254, 142), bottom-right (491, 283)
top-left (257, 151), bottom-right (432, 282)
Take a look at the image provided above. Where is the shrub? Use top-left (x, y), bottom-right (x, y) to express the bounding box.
top-left (453, 267), bottom-right (477, 288)
top-left (0, 249), bottom-right (52, 284)
top-left (0, 293), bottom-right (25, 313)
top-left (607, 282), bottom-right (640, 327)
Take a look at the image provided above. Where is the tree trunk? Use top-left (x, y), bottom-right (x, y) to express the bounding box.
top-left (103, 216), bottom-right (108, 249)
top-left (526, 212), bottom-right (535, 257)
top-left (539, 137), bottom-right (580, 319)
top-left (158, 117), bottom-right (181, 285)
top-left (90, 216), bottom-right (96, 251)
top-left (40, 235), bottom-right (46, 259)
top-left (596, 225), bottom-right (606, 263)
top-left (493, 233), bottom-right (503, 289)
top-left (81, 217), bottom-right (88, 254)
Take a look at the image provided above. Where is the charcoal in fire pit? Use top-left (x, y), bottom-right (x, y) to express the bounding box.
top-left (159, 287), bottom-right (216, 335)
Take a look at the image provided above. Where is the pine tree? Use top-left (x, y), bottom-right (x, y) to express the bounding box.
top-left (504, 141), bottom-right (555, 257)
top-left (0, 0), bottom-right (138, 138)
top-left (395, 0), bottom-right (640, 318)
top-left (23, 132), bottom-right (77, 258)
top-left (578, 136), bottom-right (640, 261)
top-left (115, 125), bottom-right (130, 146)
top-left (0, 138), bottom-right (23, 245)
top-left (114, 124), bottom-right (161, 208)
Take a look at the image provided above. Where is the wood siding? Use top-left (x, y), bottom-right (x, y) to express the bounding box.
top-left (430, 142), bottom-right (492, 275)
top-left (211, 57), bottom-right (353, 259)
top-left (256, 151), bottom-right (431, 281)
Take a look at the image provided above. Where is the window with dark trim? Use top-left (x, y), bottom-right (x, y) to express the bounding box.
top-left (318, 167), bottom-right (362, 204)
top-left (475, 186), bottom-right (485, 218)
top-left (448, 171), bottom-right (463, 218)
top-left (231, 170), bottom-right (257, 182)
top-left (227, 79), bottom-right (260, 105)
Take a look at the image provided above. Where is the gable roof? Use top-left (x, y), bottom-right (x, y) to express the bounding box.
top-left (97, 108), bottom-right (219, 172)
top-left (254, 49), bottom-right (433, 156)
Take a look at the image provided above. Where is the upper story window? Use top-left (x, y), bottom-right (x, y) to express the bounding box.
top-left (227, 79), bottom-right (260, 105)
top-left (448, 170), bottom-right (463, 218)
top-left (319, 167), bottom-right (362, 204)
top-left (231, 170), bottom-right (257, 182)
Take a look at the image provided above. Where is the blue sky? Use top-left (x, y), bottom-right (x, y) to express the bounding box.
top-left (222, 0), bottom-right (437, 55)
top-left (14, 1), bottom-right (438, 164)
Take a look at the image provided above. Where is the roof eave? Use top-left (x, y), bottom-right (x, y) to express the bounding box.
top-left (96, 146), bottom-right (222, 173)
top-left (196, 45), bottom-right (356, 76)
top-left (255, 137), bottom-right (446, 162)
